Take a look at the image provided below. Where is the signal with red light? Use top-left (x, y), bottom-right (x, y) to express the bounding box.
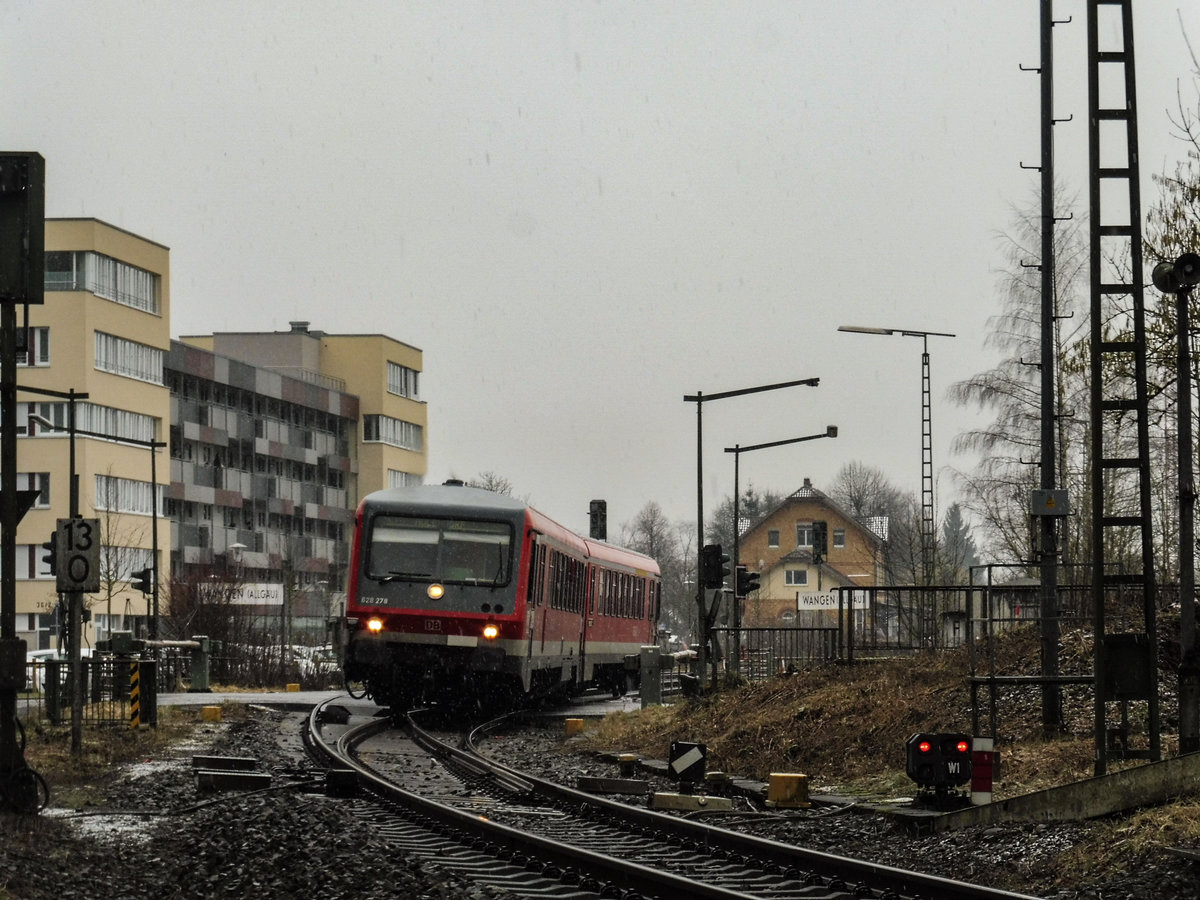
top-left (905, 732), bottom-right (973, 791)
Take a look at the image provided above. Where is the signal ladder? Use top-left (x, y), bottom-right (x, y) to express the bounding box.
top-left (1087, 0), bottom-right (1160, 773)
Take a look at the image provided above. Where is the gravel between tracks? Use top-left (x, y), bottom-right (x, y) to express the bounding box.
top-left (1, 706), bottom-right (508, 900)
top-left (3, 704), bottom-right (1198, 899)
top-left (481, 722), bottom-right (1200, 900)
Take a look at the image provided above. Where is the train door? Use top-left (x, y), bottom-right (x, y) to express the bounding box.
top-left (526, 539), bottom-right (545, 664)
top-left (576, 561), bottom-right (593, 688)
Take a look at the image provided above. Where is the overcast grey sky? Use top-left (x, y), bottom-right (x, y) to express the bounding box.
top-left (5, 2), bottom-right (1199, 539)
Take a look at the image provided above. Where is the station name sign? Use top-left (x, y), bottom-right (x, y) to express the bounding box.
top-left (225, 583), bottom-right (285, 607)
top-left (796, 590), bottom-right (869, 611)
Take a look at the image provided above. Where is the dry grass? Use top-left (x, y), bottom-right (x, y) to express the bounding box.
top-left (19, 703), bottom-right (245, 808)
top-left (580, 652), bottom-right (1005, 793)
top-left (572, 629), bottom-right (1200, 885)
top-left (580, 627), bottom-right (1169, 797)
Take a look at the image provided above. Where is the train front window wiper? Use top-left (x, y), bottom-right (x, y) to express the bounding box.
top-left (375, 570), bottom-right (430, 584)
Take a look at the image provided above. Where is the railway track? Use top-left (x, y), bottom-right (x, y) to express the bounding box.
top-left (304, 697), bottom-right (1044, 900)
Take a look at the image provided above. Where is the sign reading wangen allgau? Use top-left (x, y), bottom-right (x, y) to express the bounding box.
top-left (228, 583), bottom-right (285, 606)
top-left (796, 590), bottom-right (869, 611)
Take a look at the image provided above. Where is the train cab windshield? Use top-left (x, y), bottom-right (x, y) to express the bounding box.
top-left (366, 516), bottom-right (514, 587)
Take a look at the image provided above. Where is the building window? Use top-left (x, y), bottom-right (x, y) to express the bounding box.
top-left (785, 569), bottom-right (809, 586)
top-left (388, 469), bottom-right (422, 489)
top-left (363, 415), bottom-right (423, 451)
top-left (22, 401), bottom-right (156, 445)
top-left (95, 331), bottom-right (164, 384)
top-left (45, 251), bottom-right (159, 314)
top-left (95, 474), bottom-right (162, 516)
top-left (767, 529), bottom-right (780, 548)
top-left (833, 528), bottom-right (846, 549)
top-left (796, 521), bottom-right (813, 548)
top-left (20, 543), bottom-right (53, 580)
top-left (16, 327), bottom-right (49, 367)
top-left (387, 362), bottom-right (420, 400)
top-left (17, 473), bottom-right (50, 508)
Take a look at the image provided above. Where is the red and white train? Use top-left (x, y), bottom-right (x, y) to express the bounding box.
top-left (342, 481), bottom-right (662, 709)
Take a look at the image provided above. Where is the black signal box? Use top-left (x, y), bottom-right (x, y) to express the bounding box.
top-left (905, 732), bottom-right (972, 791)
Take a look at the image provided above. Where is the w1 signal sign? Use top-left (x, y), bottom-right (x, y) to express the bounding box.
top-left (56, 517), bottom-right (101, 593)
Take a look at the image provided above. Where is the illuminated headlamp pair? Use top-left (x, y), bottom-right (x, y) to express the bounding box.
top-left (364, 615), bottom-right (499, 641)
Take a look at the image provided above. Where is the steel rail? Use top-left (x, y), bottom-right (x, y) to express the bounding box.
top-left (467, 714), bottom-right (1044, 900)
top-left (306, 699), bottom-right (764, 900)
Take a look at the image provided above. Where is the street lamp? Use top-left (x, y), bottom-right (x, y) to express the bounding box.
top-left (1152, 252), bottom-right (1200, 753)
top-left (684, 377), bottom-right (821, 689)
top-left (724, 425), bottom-right (837, 674)
top-left (838, 325), bottom-right (955, 584)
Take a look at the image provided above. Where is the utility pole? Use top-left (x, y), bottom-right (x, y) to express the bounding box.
top-left (1036, 0), bottom-right (1063, 738)
top-left (0, 152), bottom-right (45, 809)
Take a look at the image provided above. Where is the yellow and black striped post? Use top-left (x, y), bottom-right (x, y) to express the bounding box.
top-left (130, 660), bottom-right (140, 729)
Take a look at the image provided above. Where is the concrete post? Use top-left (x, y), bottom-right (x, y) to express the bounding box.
top-left (640, 645), bottom-right (661, 708)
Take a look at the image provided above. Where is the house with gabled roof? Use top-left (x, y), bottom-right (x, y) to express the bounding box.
top-left (737, 477), bottom-right (887, 627)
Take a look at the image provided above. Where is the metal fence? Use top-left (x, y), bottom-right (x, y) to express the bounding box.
top-left (18, 652), bottom-right (192, 728)
top-left (714, 626), bottom-right (839, 681)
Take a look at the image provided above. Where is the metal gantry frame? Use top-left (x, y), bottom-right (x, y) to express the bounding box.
top-left (838, 326), bottom-right (954, 585)
top-left (1087, 0), bottom-right (1160, 773)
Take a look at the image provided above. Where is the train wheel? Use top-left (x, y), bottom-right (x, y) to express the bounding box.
top-left (344, 673), bottom-right (368, 700)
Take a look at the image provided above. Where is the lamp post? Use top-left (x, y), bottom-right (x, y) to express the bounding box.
top-left (724, 425), bottom-right (837, 674)
top-left (838, 326), bottom-right (955, 584)
top-left (1152, 252), bottom-right (1200, 753)
top-left (684, 377), bottom-right (820, 689)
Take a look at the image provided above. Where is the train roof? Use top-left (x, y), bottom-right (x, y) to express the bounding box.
top-left (584, 538), bottom-right (660, 574)
top-left (362, 483), bottom-right (527, 515)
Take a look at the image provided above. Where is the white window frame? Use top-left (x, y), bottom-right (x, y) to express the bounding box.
top-left (95, 331), bottom-right (164, 384)
top-left (16, 326), bottom-right (49, 367)
top-left (386, 361), bottom-right (420, 399)
top-left (95, 473), bottom-right (162, 517)
top-left (17, 472), bottom-right (50, 508)
top-left (796, 522), bottom-right (813, 548)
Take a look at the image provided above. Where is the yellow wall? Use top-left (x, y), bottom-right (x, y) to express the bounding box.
top-left (16, 220), bottom-right (171, 646)
top-left (320, 334), bottom-right (427, 497)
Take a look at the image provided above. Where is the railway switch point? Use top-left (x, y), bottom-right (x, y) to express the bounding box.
top-left (191, 755), bottom-right (258, 772)
top-left (650, 791), bottom-right (733, 812)
top-left (325, 768), bottom-right (359, 798)
top-left (195, 769), bottom-right (273, 792)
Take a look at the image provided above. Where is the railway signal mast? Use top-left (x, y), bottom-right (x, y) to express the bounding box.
top-left (0, 152), bottom-right (45, 808)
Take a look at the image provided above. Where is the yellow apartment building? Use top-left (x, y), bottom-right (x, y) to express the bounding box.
top-left (17, 219), bottom-right (171, 650)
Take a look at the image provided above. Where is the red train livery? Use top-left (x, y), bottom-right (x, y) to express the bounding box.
top-left (342, 481), bottom-right (661, 708)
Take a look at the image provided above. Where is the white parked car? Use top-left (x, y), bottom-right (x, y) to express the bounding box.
top-left (25, 647), bottom-right (93, 692)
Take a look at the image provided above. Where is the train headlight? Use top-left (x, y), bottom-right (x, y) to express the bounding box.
top-left (427, 583), bottom-right (445, 600)
top-left (482, 623), bottom-right (500, 640)
top-left (367, 617), bottom-right (384, 633)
